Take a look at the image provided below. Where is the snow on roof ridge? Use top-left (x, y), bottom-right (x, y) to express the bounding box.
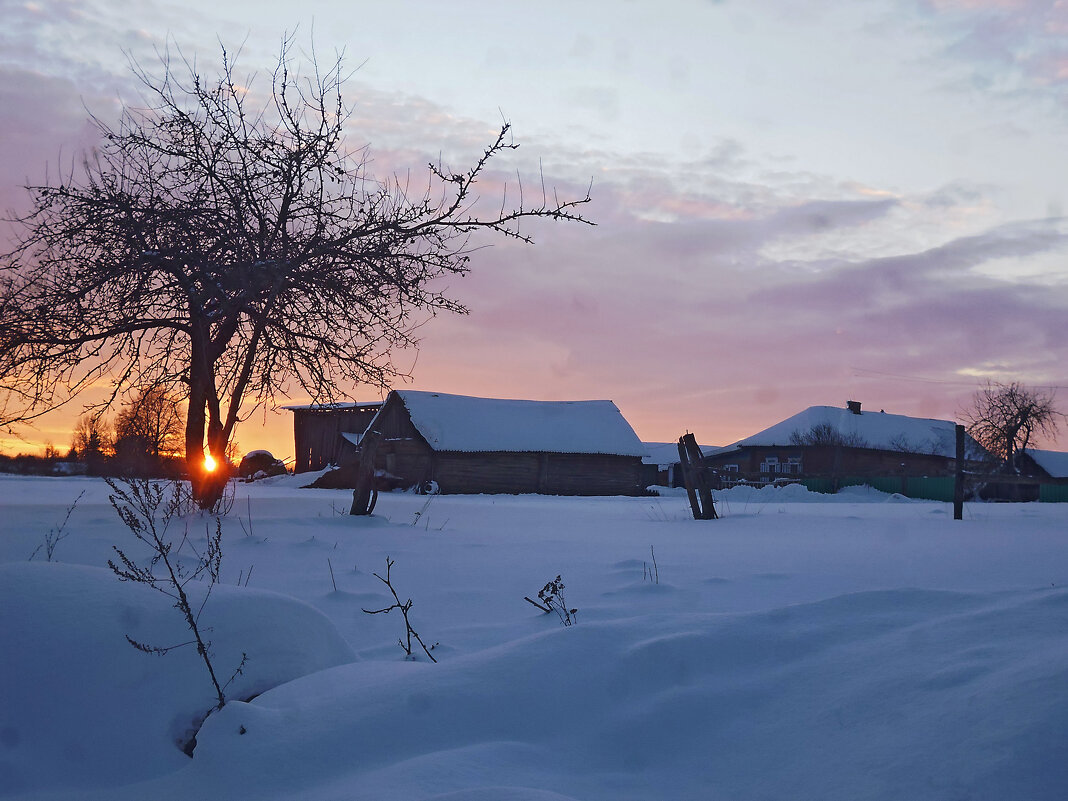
top-left (726, 404), bottom-right (961, 457)
top-left (390, 390), bottom-right (647, 456)
top-left (394, 389), bottom-right (617, 404)
top-left (282, 400), bottom-right (384, 411)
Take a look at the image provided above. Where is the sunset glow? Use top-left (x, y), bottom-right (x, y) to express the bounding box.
top-left (1, 0), bottom-right (1066, 458)
top-left (203, 454), bottom-right (217, 473)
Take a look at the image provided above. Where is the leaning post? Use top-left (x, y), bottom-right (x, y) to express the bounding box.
top-left (677, 437), bottom-right (703, 520)
top-left (678, 433), bottom-right (717, 520)
top-left (350, 429), bottom-right (382, 516)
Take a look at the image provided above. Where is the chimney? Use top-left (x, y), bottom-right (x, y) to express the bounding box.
top-left (846, 400), bottom-right (862, 415)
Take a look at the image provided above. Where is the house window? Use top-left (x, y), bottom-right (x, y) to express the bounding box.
top-left (759, 456), bottom-right (779, 474)
top-left (780, 456), bottom-right (802, 475)
top-left (722, 464), bottom-right (739, 473)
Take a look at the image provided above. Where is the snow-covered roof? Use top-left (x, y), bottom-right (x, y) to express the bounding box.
top-left (1024, 448), bottom-right (1068, 478)
top-left (387, 390), bottom-right (647, 457)
top-left (713, 405), bottom-right (962, 458)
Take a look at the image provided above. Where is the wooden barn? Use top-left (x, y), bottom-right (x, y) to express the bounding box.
top-left (702, 401), bottom-right (986, 493)
top-left (359, 390), bottom-right (649, 495)
top-left (1015, 448), bottom-right (1068, 502)
top-left (285, 401), bottom-right (384, 472)
top-left (1020, 448), bottom-right (1068, 480)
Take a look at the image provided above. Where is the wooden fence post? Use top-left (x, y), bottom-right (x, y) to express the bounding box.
top-left (350, 429), bottom-right (381, 516)
top-left (677, 434), bottom-right (718, 520)
top-left (953, 424), bottom-right (965, 520)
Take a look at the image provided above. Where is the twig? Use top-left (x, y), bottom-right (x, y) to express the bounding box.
top-left (524, 595), bottom-right (552, 613)
top-left (362, 557), bottom-right (437, 662)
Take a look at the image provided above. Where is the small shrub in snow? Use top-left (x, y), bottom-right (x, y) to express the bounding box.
top-left (363, 557), bottom-right (438, 662)
top-left (538, 575), bottom-right (578, 626)
top-left (644, 545), bottom-right (659, 584)
top-left (28, 490), bottom-right (84, 562)
top-left (105, 477), bottom-right (247, 711)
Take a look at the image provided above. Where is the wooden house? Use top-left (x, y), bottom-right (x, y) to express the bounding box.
top-left (285, 401), bottom-right (384, 472)
top-left (1016, 449), bottom-right (1068, 502)
top-left (357, 390), bottom-right (649, 495)
top-left (1019, 448), bottom-right (1068, 479)
top-left (702, 401), bottom-right (984, 491)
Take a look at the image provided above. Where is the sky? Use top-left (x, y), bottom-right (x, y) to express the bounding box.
top-left (2, 0), bottom-right (1067, 461)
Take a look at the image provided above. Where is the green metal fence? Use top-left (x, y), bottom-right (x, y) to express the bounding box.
top-left (801, 476), bottom-right (955, 502)
top-left (1039, 483), bottom-right (1068, 503)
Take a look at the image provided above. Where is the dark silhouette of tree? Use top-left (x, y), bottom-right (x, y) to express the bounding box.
top-left (72, 412), bottom-right (111, 474)
top-left (0, 37), bottom-right (592, 508)
top-left (112, 387), bottom-right (184, 476)
top-left (789, 422), bottom-right (869, 448)
top-left (963, 381), bottom-right (1063, 474)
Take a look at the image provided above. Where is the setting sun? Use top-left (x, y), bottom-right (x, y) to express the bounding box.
top-left (203, 454), bottom-right (217, 473)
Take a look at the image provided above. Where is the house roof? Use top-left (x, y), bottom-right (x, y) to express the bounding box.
top-left (282, 401), bottom-right (384, 412)
top-left (384, 390), bottom-right (647, 457)
top-left (1024, 448), bottom-right (1068, 478)
top-left (712, 405), bottom-right (964, 458)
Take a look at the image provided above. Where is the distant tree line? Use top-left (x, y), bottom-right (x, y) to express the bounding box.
top-left (1, 387), bottom-right (191, 478)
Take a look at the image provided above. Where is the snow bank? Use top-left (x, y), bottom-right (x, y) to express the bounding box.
top-left (91, 586), bottom-right (1068, 801)
top-left (0, 561), bottom-right (355, 796)
top-left (2, 477), bottom-right (1067, 800)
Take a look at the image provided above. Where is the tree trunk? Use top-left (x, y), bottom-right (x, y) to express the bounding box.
top-left (186, 339), bottom-right (227, 511)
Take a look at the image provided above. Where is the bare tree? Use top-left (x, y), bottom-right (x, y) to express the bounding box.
top-left (0, 37), bottom-right (592, 508)
top-left (963, 381), bottom-right (1063, 474)
top-left (72, 412), bottom-right (111, 474)
top-left (113, 387), bottom-right (184, 463)
top-left (789, 423), bottom-right (869, 449)
top-left (72, 413), bottom-right (111, 459)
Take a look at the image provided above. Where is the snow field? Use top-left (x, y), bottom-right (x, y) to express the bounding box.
top-left (1, 474), bottom-right (1066, 800)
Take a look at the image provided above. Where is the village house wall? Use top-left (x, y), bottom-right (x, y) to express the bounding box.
top-left (704, 445), bottom-right (956, 481)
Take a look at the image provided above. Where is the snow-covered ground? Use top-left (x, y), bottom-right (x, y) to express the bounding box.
top-left (2, 474), bottom-right (1066, 800)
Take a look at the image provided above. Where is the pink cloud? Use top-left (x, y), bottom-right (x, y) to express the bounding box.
top-left (3, 13), bottom-right (1067, 460)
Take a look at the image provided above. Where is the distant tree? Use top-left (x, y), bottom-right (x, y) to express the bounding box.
top-left (886, 434), bottom-right (940, 456)
top-left (963, 381), bottom-right (1063, 474)
top-left (72, 413), bottom-right (111, 473)
top-left (789, 423), bottom-right (869, 449)
top-left (112, 387), bottom-right (183, 464)
top-left (0, 37), bottom-right (592, 509)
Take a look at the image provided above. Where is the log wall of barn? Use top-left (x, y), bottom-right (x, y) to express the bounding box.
top-left (377, 449), bottom-right (645, 495)
top-left (293, 406), bottom-right (382, 472)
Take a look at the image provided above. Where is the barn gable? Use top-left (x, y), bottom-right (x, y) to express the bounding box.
top-left (285, 401), bottom-right (384, 472)
top-left (1022, 448), bottom-right (1068, 478)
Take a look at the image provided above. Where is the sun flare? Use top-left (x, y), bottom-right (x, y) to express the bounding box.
top-left (204, 454), bottom-right (217, 473)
